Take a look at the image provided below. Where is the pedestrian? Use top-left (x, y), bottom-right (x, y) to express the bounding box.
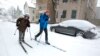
top-left (16, 14), bottom-right (30, 42)
top-left (35, 10), bottom-right (50, 45)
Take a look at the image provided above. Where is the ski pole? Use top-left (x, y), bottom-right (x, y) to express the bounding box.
top-left (27, 27), bottom-right (29, 32)
top-left (29, 28), bottom-right (32, 40)
top-left (14, 29), bottom-right (17, 35)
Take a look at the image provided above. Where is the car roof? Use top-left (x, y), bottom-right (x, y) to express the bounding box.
top-left (59, 19), bottom-right (96, 31)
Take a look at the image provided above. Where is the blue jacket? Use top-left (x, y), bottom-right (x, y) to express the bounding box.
top-left (39, 13), bottom-right (49, 29)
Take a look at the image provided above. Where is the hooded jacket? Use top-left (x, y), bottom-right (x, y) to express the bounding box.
top-left (16, 17), bottom-right (30, 32)
top-left (39, 13), bottom-right (49, 29)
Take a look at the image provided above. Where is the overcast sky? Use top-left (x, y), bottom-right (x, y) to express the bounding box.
top-left (97, 0), bottom-right (100, 7)
top-left (0, 0), bottom-right (100, 10)
top-left (0, 0), bottom-right (36, 10)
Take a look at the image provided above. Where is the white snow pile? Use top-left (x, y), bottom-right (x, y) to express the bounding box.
top-left (60, 19), bottom-right (96, 31)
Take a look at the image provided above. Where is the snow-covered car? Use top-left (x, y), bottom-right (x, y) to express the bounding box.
top-left (50, 20), bottom-right (98, 39)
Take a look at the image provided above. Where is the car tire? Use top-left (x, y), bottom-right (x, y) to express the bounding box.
top-left (76, 31), bottom-right (83, 36)
top-left (52, 28), bottom-right (56, 32)
top-left (82, 34), bottom-right (88, 39)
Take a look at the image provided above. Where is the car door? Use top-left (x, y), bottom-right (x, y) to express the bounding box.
top-left (55, 26), bottom-right (76, 36)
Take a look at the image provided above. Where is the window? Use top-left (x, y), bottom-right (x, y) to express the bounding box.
top-left (32, 16), bottom-right (34, 21)
top-left (70, 0), bottom-right (78, 2)
top-left (71, 10), bottom-right (77, 19)
top-left (56, 11), bottom-right (58, 18)
top-left (63, 0), bottom-right (68, 3)
top-left (55, 0), bottom-right (59, 5)
top-left (61, 10), bottom-right (66, 18)
top-left (54, 0), bottom-right (59, 2)
top-left (33, 10), bottom-right (34, 13)
top-left (39, 6), bottom-right (42, 10)
top-left (73, 0), bottom-right (78, 2)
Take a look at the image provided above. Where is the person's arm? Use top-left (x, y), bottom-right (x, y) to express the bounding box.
top-left (38, 19), bottom-right (40, 22)
top-left (16, 18), bottom-right (20, 26)
top-left (27, 20), bottom-right (30, 27)
top-left (45, 15), bottom-right (49, 21)
top-left (37, 14), bottom-right (42, 23)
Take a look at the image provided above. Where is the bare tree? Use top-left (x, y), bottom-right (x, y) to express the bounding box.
top-left (47, 0), bottom-right (58, 24)
top-left (16, 6), bottom-right (23, 18)
top-left (8, 6), bottom-right (23, 19)
top-left (8, 6), bottom-right (16, 19)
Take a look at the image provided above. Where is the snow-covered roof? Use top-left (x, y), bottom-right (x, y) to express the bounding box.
top-left (27, 2), bottom-right (36, 8)
top-left (24, 1), bottom-right (36, 8)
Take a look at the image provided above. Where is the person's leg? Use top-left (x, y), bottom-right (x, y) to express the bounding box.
top-left (35, 28), bottom-right (43, 40)
top-left (44, 28), bottom-right (50, 45)
top-left (22, 32), bottom-right (25, 42)
top-left (19, 31), bottom-right (23, 42)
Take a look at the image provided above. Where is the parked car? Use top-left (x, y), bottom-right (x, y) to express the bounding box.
top-left (50, 20), bottom-right (98, 39)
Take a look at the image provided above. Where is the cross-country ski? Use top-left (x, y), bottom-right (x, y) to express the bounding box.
top-left (33, 39), bottom-right (66, 52)
top-left (22, 41), bottom-right (33, 48)
top-left (19, 41), bottom-right (28, 54)
top-left (19, 41), bottom-right (33, 54)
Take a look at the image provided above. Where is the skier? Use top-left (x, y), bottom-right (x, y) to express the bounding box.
top-left (35, 10), bottom-right (50, 45)
top-left (16, 14), bottom-right (30, 43)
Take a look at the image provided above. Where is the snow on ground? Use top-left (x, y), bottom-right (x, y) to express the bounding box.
top-left (0, 20), bottom-right (100, 56)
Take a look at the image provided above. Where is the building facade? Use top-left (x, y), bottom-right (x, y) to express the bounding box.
top-left (36, 0), bottom-right (97, 23)
top-left (36, 0), bottom-right (57, 23)
top-left (36, 0), bottom-right (48, 10)
top-left (36, 0), bottom-right (48, 22)
top-left (24, 2), bottom-right (36, 22)
top-left (55, 0), bottom-right (97, 23)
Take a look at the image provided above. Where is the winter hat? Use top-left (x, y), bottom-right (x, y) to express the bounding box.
top-left (24, 14), bottom-right (29, 19)
top-left (24, 14), bottom-right (29, 17)
top-left (45, 10), bottom-right (49, 13)
top-left (39, 10), bottom-right (45, 13)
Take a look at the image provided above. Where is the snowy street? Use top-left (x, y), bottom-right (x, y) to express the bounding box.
top-left (0, 20), bottom-right (100, 56)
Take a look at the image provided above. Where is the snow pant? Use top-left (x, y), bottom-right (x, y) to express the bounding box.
top-left (19, 31), bottom-right (25, 42)
top-left (35, 28), bottom-right (49, 43)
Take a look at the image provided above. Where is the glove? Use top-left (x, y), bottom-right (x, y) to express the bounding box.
top-left (16, 24), bottom-right (19, 27)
